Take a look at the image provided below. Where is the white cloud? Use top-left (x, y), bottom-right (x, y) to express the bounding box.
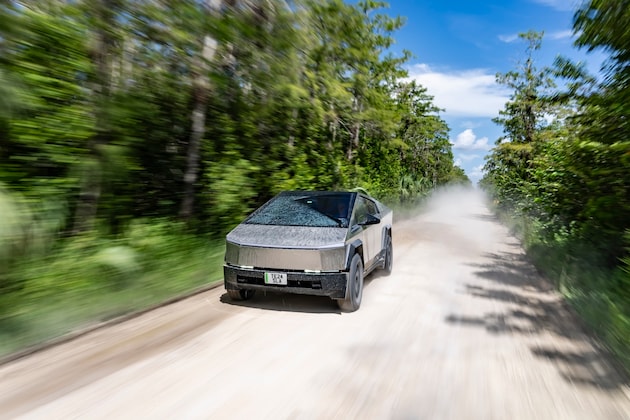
top-left (459, 153), bottom-right (481, 161)
top-left (451, 129), bottom-right (491, 151)
top-left (548, 30), bottom-right (573, 40)
top-left (530, 0), bottom-right (577, 12)
top-left (405, 64), bottom-right (509, 118)
top-left (454, 158), bottom-right (462, 167)
top-left (500, 29), bottom-right (573, 44)
top-left (499, 34), bottom-right (519, 43)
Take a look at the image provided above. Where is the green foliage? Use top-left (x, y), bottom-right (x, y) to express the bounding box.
top-left (621, 231), bottom-right (630, 301)
top-left (93, 246), bottom-right (141, 289)
top-left (0, 220), bottom-right (225, 356)
top-left (0, 0), bottom-right (467, 354)
top-left (448, 166), bottom-right (472, 187)
top-left (0, 185), bottom-right (69, 303)
top-left (1, 6), bottom-right (93, 204)
top-left (205, 156), bottom-right (259, 234)
top-left (482, 7), bottom-right (630, 373)
top-left (0, 0), bottom-right (462, 231)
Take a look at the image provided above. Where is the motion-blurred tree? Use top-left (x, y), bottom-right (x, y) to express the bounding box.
top-left (0, 3), bottom-right (93, 226)
top-left (0, 0), bottom-right (465, 237)
top-left (570, 0), bottom-right (630, 259)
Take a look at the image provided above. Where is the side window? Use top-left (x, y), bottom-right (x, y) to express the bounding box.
top-left (351, 196), bottom-right (379, 225)
top-left (351, 197), bottom-right (368, 226)
top-left (364, 198), bottom-right (378, 216)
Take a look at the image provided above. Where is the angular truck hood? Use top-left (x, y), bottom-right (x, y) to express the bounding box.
top-left (226, 224), bottom-right (347, 249)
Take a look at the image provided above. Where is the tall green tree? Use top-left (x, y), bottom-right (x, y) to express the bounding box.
top-left (482, 31), bottom-right (556, 212)
top-left (0, 2), bottom-right (93, 216)
top-left (179, 0), bottom-right (222, 220)
top-left (0, 0), bottom-right (464, 239)
top-left (68, 0), bottom-right (126, 233)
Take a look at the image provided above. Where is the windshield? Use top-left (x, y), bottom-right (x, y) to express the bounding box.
top-left (245, 192), bottom-right (353, 228)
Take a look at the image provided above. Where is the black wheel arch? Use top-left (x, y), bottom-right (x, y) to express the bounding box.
top-left (381, 224), bottom-right (392, 248)
top-left (345, 239), bottom-right (364, 270)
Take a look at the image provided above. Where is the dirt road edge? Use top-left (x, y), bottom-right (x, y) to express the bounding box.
top-left (0, 279), bottom-right (224, 367)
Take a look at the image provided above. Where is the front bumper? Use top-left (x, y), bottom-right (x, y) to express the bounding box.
top-left (224, 265), bottom-right (348, 299)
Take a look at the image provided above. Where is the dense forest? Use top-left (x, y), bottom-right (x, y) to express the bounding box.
top-left (481, 1), bottom-right (630, 370)
top-left (0, 0), bottom-right (468, 353)
top-left (0, 0), bottom-right (469, 236)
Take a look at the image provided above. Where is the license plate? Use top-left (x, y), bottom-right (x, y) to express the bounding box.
top-left (264, 272), bottom-right (287, 285)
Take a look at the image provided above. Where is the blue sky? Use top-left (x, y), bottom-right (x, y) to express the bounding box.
top-left (377, 0), bottom-right (603, 184)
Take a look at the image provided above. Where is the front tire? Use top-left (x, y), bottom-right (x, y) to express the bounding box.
top-left (383, 235), bottom-right (393, 275)
top-left (227, 289), bottom-right (256, 301)
top-left (337, 254), bottom-right (363, 312)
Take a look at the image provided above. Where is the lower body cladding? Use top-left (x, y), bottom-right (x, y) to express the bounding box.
top-left (224, 264), bottom-right (348, 299)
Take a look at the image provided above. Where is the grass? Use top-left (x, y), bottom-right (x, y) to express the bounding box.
top-left (0, 221), bottom-right (226, 358)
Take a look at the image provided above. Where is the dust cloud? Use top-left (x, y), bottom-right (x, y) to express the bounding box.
top-left (395, 185), bottom-right (499, 258)
top-left (422, 185), bottom-right (488, 221)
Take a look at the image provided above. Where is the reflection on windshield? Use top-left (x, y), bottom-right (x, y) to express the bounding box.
top-left (245, 193), bottom-right (353, 227)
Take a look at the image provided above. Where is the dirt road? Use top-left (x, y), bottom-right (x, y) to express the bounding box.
top-left (1, 189), bottom-right (629, 419)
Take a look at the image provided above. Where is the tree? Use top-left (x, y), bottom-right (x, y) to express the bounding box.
top-left (0, 0), bottom-right (462, 237)
top-left (179, 0), bottom-right (222, 220)
top-left (395, 81), bottom-right (453, 195)
top-left (568, 0), bottom-right (630, 258)
top-left (483, 31), bottom-right (556, 212)
top-left (71, 0), bottom-right (125, 233)
top-left (0, 2), bottom-right (93, 221)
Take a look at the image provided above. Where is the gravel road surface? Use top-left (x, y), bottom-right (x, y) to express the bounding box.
top-left (1, 188), bottom-right (629, 419)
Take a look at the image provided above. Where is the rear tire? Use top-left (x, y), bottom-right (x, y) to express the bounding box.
top-left (227, 289), bottom-right (256, 301)
top-left (337, 254), bottom-right (363, 312)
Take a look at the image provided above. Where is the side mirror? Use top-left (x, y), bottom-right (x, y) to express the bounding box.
top-left (360, 214), bottom-right (380, 226)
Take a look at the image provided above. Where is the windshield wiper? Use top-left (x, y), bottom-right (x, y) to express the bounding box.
top-left (322, 213), bottom-right (344, 227)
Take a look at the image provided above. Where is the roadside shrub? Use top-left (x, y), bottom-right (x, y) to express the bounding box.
top-left (93, 246), bottom-right (141, 289)
top-left (205, 157), bottom-right (258, 235)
